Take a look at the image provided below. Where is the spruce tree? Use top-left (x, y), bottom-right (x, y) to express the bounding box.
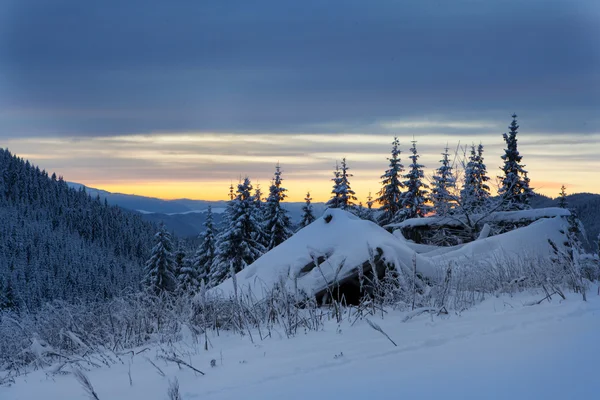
top-left (336, 158), bottom-right (357, 210)
top-left (176, 242), bottom-right (201, 294)
top-left (193, 206), bottom-right (217, 285)
top-left (210, 178), bottom-right (266, 285)
top-left (325, 162), bottom-right (343, 209)
top-left (299, 191), bottom-right (316, 229)
top-left (460, 143), bottom-right (491, 213)
top-left (264, 163), bottom-right (293, 250)
top-left (498, 114), bottom-right (533, 210)
top-left (558, 185), bottom-right (568, 209)
top-left (252, 183), bottom-right (270, 249)
top-left (143, 223), bottom-right (177, 294)
top-left (377, 136), bottom-right (405, 225)
top-left (431, 146), bottom-right (457, 216)
top-left (363, 192), bottom-right (375, 222)
top-left (399, 141), bottom-right (432, 220)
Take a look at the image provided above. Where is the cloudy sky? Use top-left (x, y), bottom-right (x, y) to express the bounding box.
top-left (0, 0), bottom-right (598, 201)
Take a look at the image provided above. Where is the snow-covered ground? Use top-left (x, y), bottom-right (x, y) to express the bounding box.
top-left (3, 289), bottom-right (599, 400)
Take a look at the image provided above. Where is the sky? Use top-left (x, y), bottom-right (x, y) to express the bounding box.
top-left (0, 0), bottom-right (598, 202)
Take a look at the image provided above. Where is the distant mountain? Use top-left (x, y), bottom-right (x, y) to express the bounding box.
top-left (68, 182), bottom-right (327, 237)
top-left (69, 182), bottom-right (599, 250)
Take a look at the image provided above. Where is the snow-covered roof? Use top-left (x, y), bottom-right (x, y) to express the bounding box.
top-left (386, 207), bottom-right (570, 230)
top-left (208, 209), bottom-right (436, 301)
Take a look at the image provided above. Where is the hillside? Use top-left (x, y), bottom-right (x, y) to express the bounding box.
top-left (531, 193), bottom-right (600, 250)
top-left (0, 150), bottom-right (156, 310)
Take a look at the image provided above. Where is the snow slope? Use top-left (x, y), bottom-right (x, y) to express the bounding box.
top-left (210, 209), bottom-right (436, 301)
top-left (426, 215), bottom-right (571, 264)
top-left (3, 289), bottom-right (599, 400)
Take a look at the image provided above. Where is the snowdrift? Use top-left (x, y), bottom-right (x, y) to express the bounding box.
top-left (426, 215), bottom-right (571, 266)
top-left (387, 207), bottom-right (571, 230)
top-left (209, 209), bottom-right (436, 303)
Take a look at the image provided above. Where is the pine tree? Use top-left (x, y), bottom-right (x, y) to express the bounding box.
top-left (362, 192), bottom-right (375, 222)
top-left (194, 206), bottom-right (217, 285)
top-left (431, 146), bottom-right (457, 216)
top-left (264, 163), bottom-right (293, 250)
top-left (176, 242), bottom-right (200, 294)
top-left (252, 183), bottom-right (269, 248)
top-left (210, 178), bottom-right (266, 285)
top-left (377, 136), bottom-right (405, 225)
top-left (143, 223), bottom-right (177, 294)
top-left (325, 162), bottom-right (343, 209)
top-left (336, 158), bottom-right (357, 210)
top-left (399, 141), bottom-right (432, 220)
top-left (498, 114), bottom-right (533, 210)
top-left (558, 185), bottom-right (568, 209)
top-left (254, 183), bottom-right (264, 211)
top-left (460, 143), bottom-right (491, 213)
top-left (299, 191), bottom-right (316, 229)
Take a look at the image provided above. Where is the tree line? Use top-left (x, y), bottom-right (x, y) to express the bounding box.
top-left (144, 114), bottom-right (536, 293)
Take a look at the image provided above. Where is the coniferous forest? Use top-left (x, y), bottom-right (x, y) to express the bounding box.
top-left (0, 148), bottom-right (155, 310)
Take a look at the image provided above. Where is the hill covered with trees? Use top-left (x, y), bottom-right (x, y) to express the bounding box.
top-left (0, 149), bottom-right (156, 310)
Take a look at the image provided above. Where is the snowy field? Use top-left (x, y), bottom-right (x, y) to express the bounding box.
top-left (2, 288), bottom-right (599, 400)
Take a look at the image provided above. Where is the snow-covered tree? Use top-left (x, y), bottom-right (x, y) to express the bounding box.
top-left (431, 146), bottom-right (457, 216)
top-left (253, 183), bottom-right (264, 212)
top-left (176, 243), bottom-right (201, 294)
top-left (193, 206), bottom-right (217, 285)
top-left (210, 178), bottom-right (266, 285)
top-left (376, 136), bottom-right (405, 225)
top-left (264, 163), bottom-right (293, 250)
top-left (460, 143), bottom-right (491, 213)
top-left (299, 191), bottom-right (316, 229)
top-left (362, 192), bottom-right (375, 222)
top-left (144, 223), bottom-right (177, 294)
top-left (399, 141), bottom-right (431, 219)
top-left (325, 157), bottom-right (357, 211)
top-left (558, 185), bottom-right (568, 209)
top-left (325, 162), bottom-right (343, 209)
top-left (498, 114), bottom-right (533, 210)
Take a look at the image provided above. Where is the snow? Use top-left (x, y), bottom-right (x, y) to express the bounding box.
top-left (3, 288), bottom-right (599, 399)
top-left (388, 207), bottom-right (571, 229)
top-left (426, 216), bottom-right (570, 264)
top-left (209, 209), bottom-right (436, 300)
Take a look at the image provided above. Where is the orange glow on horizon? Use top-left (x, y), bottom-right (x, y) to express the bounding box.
top-left (85, 177), bottom-right (589, 204)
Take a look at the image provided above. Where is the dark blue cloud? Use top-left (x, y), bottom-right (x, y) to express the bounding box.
top-left (0, 0), bottom-right (598, 137)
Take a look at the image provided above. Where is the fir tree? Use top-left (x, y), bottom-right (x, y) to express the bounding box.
top-left (336, 158), bottom-right (357, 210)
top-left (252, 183), bottom-right (269, 248)
top-left (253, 183), bottom-right (264, 212)
top-left (325, 162), bottom-right (343, 209)
top-left (194, 206), bottom-right (217, 285)
top-left (498, 114), bottom-right (533, 210)
top-left (431, 146), bottom-right (457, 216)
top-left (176, 242), bottom-right (200, 294)
top-left (210, 178), bottom-right (266, 285)
top-left (299, 191), bottom-right (316, 229)
top-left (143, 223), bottom-right (177, 294)
top-left (264, 163), bottom-right (293, 250)
top-left (377, 136), bottom-right (405, 225)
top-left (460, 143), bottom-right (491, 213)
top-left (399, 141), bottom-right (432, 219)
top-left (558, 185), bottom-right (568, 209)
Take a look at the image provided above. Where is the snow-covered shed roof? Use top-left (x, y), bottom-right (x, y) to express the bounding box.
top-left (209, 209), bottom-right (436, 301)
